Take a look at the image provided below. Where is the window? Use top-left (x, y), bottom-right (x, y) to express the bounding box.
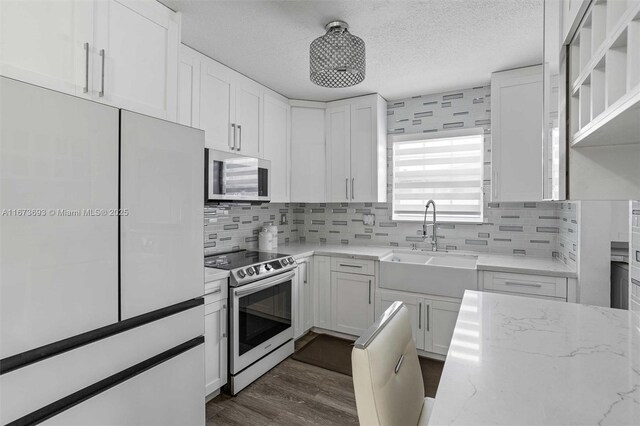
top-left (391, 129), bottom-right (484, 223)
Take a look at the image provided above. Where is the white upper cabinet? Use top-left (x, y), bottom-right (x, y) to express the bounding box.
top-left (233, 78), bottom-right (261, 157)
top-left (0, 0), bottom-right (93, 97)
top-left (325, 94), bottom-right (387, 203)
top-left (177, 44), bottom-right (200, 128)
top-left (93, 0), bottom-right (179, 121)
top-left (178, 46), bottom-right (262, 157)
top-left (0, 0), bottom-right (180, 121)
top-left (199, 57), bottom-right (233, 150)
top-left (326, 104), bottom-right (352, 202)
top-left (491, 65), bottom-right (544, 202)
top-left (290, 102), bottom-right (327, 202)
top-left (263, 93), bottom-right (290, 202)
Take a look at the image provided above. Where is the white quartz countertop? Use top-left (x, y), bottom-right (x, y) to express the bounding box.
top-left (429, 291), bottom-right (640, 425)
top-left (204, 267), bottom-right (229, 284)
top-left (271, 243), bottom-right (576, 278)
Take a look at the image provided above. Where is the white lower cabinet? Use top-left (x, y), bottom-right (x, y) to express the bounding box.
top-left (429, 300), bottom-right (461, 355)
top-left (376, 290), bottom-right (425, 350)
top-left (294, 257), bottom-right (313, 339)
top-left (204, 298), bottom-right (227, 396)
top-left (331, 272), bottom-right (375, 336)
top-left (481, 271), bottom-right (569, 301)
top-left (314, 256), bottom-right (332, 329)
top-left (376, 290), bottom-right (461, 356)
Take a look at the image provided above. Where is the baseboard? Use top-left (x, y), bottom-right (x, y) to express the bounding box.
top-left (205, 388), bottom-right (220, 403)
top-left (309, 327), bottom-right (357, 341)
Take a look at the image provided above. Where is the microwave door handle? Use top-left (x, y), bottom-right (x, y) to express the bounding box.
top-left (234, 271), bottom-right (295, 297)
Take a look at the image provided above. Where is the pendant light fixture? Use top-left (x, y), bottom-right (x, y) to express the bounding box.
top-left (310, 21), bottom-right (365, 88)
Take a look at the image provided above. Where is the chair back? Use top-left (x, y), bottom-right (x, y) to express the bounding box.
top-left (351, 302), bottom-right (425, 426)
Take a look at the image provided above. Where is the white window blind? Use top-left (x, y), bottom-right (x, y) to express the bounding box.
top-left (392, 129), bottom-right (484, 223)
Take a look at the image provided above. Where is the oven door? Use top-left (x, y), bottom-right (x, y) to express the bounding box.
top-left (205, 149), bottom-right (270, 202)
top-left (230, 271), bottom-right (294, 374)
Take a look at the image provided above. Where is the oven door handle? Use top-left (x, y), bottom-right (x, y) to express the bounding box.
top-left (234, 271), bottom-right (295, 298)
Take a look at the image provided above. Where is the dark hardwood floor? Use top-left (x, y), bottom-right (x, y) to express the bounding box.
top-left (206, 333), bottom-right (359, 426)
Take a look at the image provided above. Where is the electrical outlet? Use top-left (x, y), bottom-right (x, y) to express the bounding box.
top-left (363, 214), bottom-right (375, 226)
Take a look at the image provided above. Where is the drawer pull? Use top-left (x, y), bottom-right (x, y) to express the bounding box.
top-left (505, 281), bottom-right (543, 288)
top-left (204, 287), bottom-right (222, 296)
top-left (339, 263), bottom-right (362, 268)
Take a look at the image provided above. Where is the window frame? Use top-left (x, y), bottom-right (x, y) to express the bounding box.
top-left (390, 128), bottom-right (485, 224)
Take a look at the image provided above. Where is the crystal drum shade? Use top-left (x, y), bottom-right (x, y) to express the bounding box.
top-left (310, 21), bottom-right (365, 88)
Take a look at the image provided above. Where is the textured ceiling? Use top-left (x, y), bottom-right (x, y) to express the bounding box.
top-left (160, 0), bottom-right (543, 102)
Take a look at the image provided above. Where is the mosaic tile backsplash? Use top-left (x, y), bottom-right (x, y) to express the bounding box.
top-left (203, 85), bottom-right (579, 269)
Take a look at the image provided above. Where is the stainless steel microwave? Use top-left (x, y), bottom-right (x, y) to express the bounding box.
top-left (205, 149), bottom-right (270, 203)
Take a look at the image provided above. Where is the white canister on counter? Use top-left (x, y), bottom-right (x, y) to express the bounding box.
top-left (268, 225), bottom-right (278, 249)
top-left (258, 228), bottom-right (273, 251)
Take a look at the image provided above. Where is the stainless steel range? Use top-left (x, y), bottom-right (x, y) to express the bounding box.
top-left (204, 250), bottom-right (297, 395)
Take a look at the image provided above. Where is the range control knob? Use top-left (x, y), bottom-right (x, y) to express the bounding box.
top-left (281, 258), bottom-right (289, 266)
top-left (237, 269), bottom-right (246, 278)
top-left (246, 267), bottom-right (255, 276)
top-left (265, 264), bottom-right (273, 271)
top-left (288, 257), bottom-right (295, 263)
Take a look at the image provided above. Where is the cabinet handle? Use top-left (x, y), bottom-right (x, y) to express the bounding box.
top-left (345, 178), bottom-right (349, 199)
top-left (368, 280), bottom-right (372, 304)
top-left (418, 302), bottom-right (422, 329)
top-left (426, 304), bottom-right (430, 331)
top-left (351, 178), bottom-right (354, 200)
top-left (204, 287), bottom-right (222, 296)
top-left (339, 263), bottom-right (362, 268)
top-left (493, 170), bottom-right (498, 198)
top-left (221, 304), bottom-right (227, 339)
top-left (505, 281), bottom-right (543, 288)
top-left (99, 49), bottom-right (105, 97)
top-left (230, 124), bottom-right (236, 150)
top-left (237, 124), bottom-right (242, 151)
top-left (83, 42), bottom-right (89, 93)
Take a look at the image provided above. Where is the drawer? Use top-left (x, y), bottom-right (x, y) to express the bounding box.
top-left (331, 257), bottom-right (375, 275)
top-left (483, 271), bottom-right (567, 299)
top-left (205, 278), bottom-right (227, 304)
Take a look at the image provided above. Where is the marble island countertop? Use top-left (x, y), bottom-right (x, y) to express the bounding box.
top-left (429, 291), bottom-right (640, 425)
top-left (271, 242), bottom-right (577, 278)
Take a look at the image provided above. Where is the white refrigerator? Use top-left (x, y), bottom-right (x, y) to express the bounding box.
top-left (0, 77), bottom-right (205, 425)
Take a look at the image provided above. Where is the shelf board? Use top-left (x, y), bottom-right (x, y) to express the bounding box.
top-left (571, 1), bottom-right (640, 95)
top-left (571, 84), bottom-right (640, 147)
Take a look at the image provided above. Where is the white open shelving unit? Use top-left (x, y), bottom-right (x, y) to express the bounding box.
top-left (569, 0), bottom-right (640, 147)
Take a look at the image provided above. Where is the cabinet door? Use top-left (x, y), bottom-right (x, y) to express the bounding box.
top-left (93, 0), bottom-right (179, 121)
top-left (120, 111), bottom-right (204, 320)
top-left (291, 106), bottom-right (326, 202)
top-left (331, 272), bottom-right (374, 336)
top-left (428, 299), bottom-right (461, 356)
top-left (205, 300), bottom-right (228, 395)
top-left (234, 81), bottom-right (261, 156)
top-left (491, 66), bottom-right (543, 202)
top-left (177, 45), bottom-right (200, 128)
top-left (325, 105), bottom-right (351, 202)
top-left (314, 256), bottom-right (332, 329)
top-left (376, 290), bottom-right (425, 350)
top-left (200, 58), bottom-right (233, 151)
top-left (0, 0), bottom-right (93, 97)
top-left (263, 94), bottom-right (290, 202)
top-left (350, 100), bottom-right (376, 202)
top-left (302, 261), bottom-right (314, 332)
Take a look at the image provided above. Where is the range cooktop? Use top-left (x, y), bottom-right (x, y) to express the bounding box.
top-left (205, 250), bottom-right (290, 270)
top-left (205, 250), bottom-right (297, 286)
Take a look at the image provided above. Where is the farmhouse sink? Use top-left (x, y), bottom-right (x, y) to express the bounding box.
top-left (379, 250), bottom-right (478, 298)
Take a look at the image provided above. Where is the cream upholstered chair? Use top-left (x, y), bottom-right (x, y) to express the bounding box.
top-left (351, 302), bottom-right (435, 426)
